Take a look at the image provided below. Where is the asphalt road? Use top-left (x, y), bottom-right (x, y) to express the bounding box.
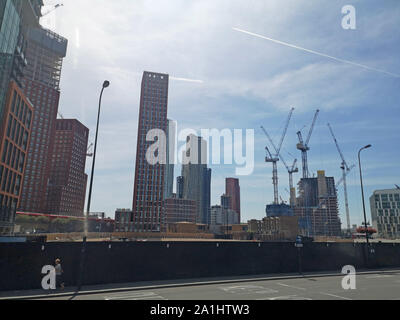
top-left (38, 271), bottom-right (400, 300)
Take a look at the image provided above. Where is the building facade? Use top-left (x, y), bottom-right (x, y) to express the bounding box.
top-left (163, 195), bottom-right (197, 226)
top-left (163, 119), bottom-right (175, 199)
top-left (181, 134), bottom-right (211, 224)
top-left (295, 170), bottom-right (341, 237)
top-left (0, 81), bottom-right (33, 234)
top-left (248, 216), bottom-right (299, 241)
top-left (114, 208), bottom-right (133, 232)
top-left (132, 71), bottom-right (169, 232)
top-left (370, 188), bottom-right (400, 238)
top-left (225, 177), bottom-right (240, 222)
top-left (0, 0), bottom-right (41, 234)
top-left (19, 26), bottom-right (67, 213)
top-left (45, 119), bottom-right (88, 216)
top-left (210, 205), bottom-right (239, 235)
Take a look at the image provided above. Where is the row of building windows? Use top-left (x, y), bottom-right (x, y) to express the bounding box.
top-left (1, 139), bottom-right (25, 173)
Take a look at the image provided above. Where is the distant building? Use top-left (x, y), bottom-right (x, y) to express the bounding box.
top-left (164, 119), bottom-right (175, 199)
top-left (181, 134), bottom-right (211, 224)
top-left (225, 178), bottom-right (241, 222)
top-left (210, 205), bottom-right (239, 234)
top-left (45, 119), bottom-right (89, 217)
top-left (132, 71), bottom-right (169, 232)
top-left (114, 208), bottom-right (133, 232)
top-left (266, 203), bottom-right (294, 217)
top-left (370, 188), bottom-right (400, 238)
top-left (166, 221), bottom-right (209, 234)
top-left (248, 216), bottom-right (299, 241)
top-left (176, 176), bottom-right (184, 199)
top-left (295, 170), bottom-right (341, 237)
top-left (221, 194), bottom-right (231, 209)
top-left (164, 195), bottom-right (197, 226)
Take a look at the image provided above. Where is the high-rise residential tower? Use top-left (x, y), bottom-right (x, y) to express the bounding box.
top-left (225, 177), bottom-right (241, 222)
top-left (45, 119), bottom-right (89, 216)
top-left (132, 71), bottom-right (169, 232)
top-left (181, 134), bottom-right (211, 224)
top-left (19, 27), bottom-right (67, 213)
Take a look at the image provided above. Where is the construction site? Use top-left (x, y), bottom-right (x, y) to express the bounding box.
top-left (261, 109), bottom-right (355, 238)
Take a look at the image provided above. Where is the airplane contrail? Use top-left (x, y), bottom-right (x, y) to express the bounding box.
top-left (233, 27), bottom-right (400, 78)
top-left (170, 76), bottom-right (204, 83)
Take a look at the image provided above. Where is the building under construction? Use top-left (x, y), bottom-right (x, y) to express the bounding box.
top-left (294, 170), bottom-right (341, 237)
top-left (19, 26), bottom-right (67, 213)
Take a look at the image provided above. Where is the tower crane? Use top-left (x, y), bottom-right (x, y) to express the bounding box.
top-left (297, 109), bottom-right (319, 179)
top-left (336, 164), bottom-right (356, 188)
top-left (261, 131), bottom-right (298, 205)
top-left (328, 123), bottom-right (354, 232)
top-left (261, 107), bottom-right (295, 205)
top-left (263, 145), bottom-right (279, 205)
top-left (41, 4), bottom-right (64, 17)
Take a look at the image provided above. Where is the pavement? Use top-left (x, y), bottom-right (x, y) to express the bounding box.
top-left (1, 268), bottom-right (400, 300)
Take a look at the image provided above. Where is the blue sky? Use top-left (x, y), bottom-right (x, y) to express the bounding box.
top-left (41, 0), bottom-right (400, 225)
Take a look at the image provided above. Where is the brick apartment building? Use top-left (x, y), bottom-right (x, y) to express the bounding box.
top-left (132, 71), bottom-right (169, 232)
top-left (45, 119), bottom-right (88, 216)
top-left (19, 27), bottom-right (68, 213)
top-left (225, 178), bottom-right (241, 222)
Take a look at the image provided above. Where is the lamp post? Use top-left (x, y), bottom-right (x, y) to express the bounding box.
top-left (358, 144), bottom-right (371, 266)
top-left (77, 80), bottom-right (110, 291)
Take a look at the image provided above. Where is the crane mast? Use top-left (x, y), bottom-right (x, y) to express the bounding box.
top-left (328, 123), bottom-right (353, 232)
top-left (297, 109), bottom-right (319, 178)
top-left (261, 107), bottom-right (295, 205)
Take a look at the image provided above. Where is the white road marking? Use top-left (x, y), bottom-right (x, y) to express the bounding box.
top-left (276, 283), bottom-right (306, 290)
top-left (365, 275), bottom-right (393, 279)
top-left (219, 285), bottom-right (277, 295)
top-left (257, 295), bottom-right (312, 300)
top-left (105, 292), bottom-right (165, 300)
top-left (320, 292), bottom-right (352, 300)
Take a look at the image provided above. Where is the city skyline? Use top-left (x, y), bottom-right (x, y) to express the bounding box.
top-left (40, 0), bottom-right (400, 226)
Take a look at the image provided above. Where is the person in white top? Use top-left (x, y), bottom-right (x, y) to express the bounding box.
top-left (55, 258), bottom-right (64, 290)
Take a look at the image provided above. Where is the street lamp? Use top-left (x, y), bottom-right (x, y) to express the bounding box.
top-left (77, 80), bottom-right (110, 291)
top-left (358, 144), bottom-right (371, 265)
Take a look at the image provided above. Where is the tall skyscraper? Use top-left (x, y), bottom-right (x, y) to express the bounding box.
top-left (225, 177), bottom-right (241, 222)
top-left (132, 71), bottom-right (169, 232)
top-left (181, 134), bottom-right (211, 224)
top-left (45, 119), bottom-right (89, 216)
top-left (0, 0), bottom-right (42, 234)
top-left (19, 27), bottom-right (67, 213)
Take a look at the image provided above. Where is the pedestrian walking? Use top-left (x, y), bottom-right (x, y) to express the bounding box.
top-left (55, 258), bottom-right (64, 290)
